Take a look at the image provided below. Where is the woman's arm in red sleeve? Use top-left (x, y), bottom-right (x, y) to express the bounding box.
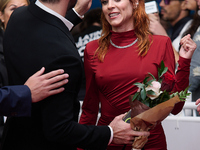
top-left (171, 57), bottom-right (191, 114)
top-left (162, 38), bottom-right (189, 115)
top-left (173, 57), bottom-right (191, 92)
top-left (79, 44), bottom-right (100, 125)
top-left (171, 33), bottom-right (196, 114)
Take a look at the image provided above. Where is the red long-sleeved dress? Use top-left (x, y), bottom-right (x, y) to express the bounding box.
top-left (79, 30), bottom-right (190, 150)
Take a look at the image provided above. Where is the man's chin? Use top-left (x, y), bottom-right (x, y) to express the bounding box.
top-left (160, 15), bottom-right (168, 21)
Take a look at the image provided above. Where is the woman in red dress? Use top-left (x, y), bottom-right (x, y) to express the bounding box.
top-left (79, 0), bottom-right (196, 149)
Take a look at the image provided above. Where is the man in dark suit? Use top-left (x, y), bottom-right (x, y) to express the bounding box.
top-left (0, 28), bottom-right (8, 88)
top-left (2, 0), bottom-right (149, 150)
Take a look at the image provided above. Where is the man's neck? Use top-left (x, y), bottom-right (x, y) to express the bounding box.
top-left (39, 0), bottom-right (68, 17)
top-left (171, 10), bottom-right (189, 26)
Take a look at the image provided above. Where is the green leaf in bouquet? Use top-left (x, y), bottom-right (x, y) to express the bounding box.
top-left (169, 92), bottom-right (179, 99)
top-left (161, 60), bottom-right (165, 68)
top-left (183, 85), bottom-right (190, 95)
top-left (160, 67), bottom-right (168, 78)
top-left (140, 87), bottom-right (146, 100)
top-left (168, 86), bottom-right (191, 101)
top-left (179, 90), bottom-right (184, 97)
top-left (180, 96), bottom-right (188, 101)
top-left (134, 82), bottom-right (144, 89)
top-left (148, 72), bottom-right (156, 80)
top-left (149, 99), bottom-right (155, 108)
top-left (137, 94), bottom-right (141, 101)
top-left (161, 92), bottom-right (170, 101)
top-left (142, 98), bottom-right (150, 107)
top-left (146, 90), bottom-right (155, 96)
top-left (178, 87), bottom-right (191, 101)
top-left (132, 92), bottom-right (140, 101)
top-left (146, 79), bottom-right (156, 86)
top-left (143, 76), bottom-right (150, 84)
top-left (158, 61), bottom-right (168, 78)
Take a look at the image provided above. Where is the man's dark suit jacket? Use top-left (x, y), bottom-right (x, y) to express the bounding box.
top-left (0, 28), bottom-right (8, 89)
top-left (2, 3), bottom-right (110, 150)
top-left (0, 85), bottom-right (31, 117)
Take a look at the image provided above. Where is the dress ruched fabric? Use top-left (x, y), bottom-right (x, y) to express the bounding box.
top-left (79, 30), bottom-right (190, 150)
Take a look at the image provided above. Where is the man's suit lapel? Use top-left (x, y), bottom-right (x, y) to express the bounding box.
top-left (28, 3), bottom-right (75, 44)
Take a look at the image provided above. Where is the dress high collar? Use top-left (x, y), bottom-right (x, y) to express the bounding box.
top-left (110, 30), bottom-right (137, 47)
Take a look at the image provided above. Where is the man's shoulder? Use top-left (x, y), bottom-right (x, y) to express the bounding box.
top-left (11, 5), bottom-right (28, 18)
top-left (6, 5), bottom-right (29, 29)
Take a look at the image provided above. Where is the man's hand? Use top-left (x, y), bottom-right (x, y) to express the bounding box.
top-left (109, 114), bottom-right (150, 145)
top-left (179, 34), bottom-right (197, 59)
top-left (74, 0), bottom-right (92, 16)
top-left (148, 13), bottom-right (168, 36)
top-left (24, 67), bottom-right (69, 103)
top-left (195, 98), bottom-right (200, 115)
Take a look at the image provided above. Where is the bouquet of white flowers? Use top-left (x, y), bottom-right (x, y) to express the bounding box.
top-left (123, 61), bottom-right (190, 149)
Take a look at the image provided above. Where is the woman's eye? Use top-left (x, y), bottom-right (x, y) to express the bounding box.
top-left (101, 0), bottom-right (108, 5)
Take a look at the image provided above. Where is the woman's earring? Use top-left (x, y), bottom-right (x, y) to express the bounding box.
top-left (135, 2), bottom-right (139, 8)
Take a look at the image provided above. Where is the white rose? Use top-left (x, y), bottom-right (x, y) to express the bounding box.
top-left (145, 81), bottom-right (162, 100)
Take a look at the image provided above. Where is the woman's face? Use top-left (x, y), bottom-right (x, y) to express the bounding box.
top-left (185, 0), bottom-right (197, 10)
top-left (0, 0), bottom-right (28, 29)
top-left (101, 0), bottom-right (135, 32)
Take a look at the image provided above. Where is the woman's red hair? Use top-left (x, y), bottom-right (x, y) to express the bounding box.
top-left (95, 0), bottom-right (152, 62)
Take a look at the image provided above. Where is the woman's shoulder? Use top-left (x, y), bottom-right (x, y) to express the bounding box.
top-left (150, 35), bottom-right (172, 47)
top-left (86, 39), bottom-right (99, 46)
top-left (147, 35), bottom-right (173, 55)
top-left (85, 39), bottom-right (99, 54)
top-left (151, 34), bottom-right (171, 42)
